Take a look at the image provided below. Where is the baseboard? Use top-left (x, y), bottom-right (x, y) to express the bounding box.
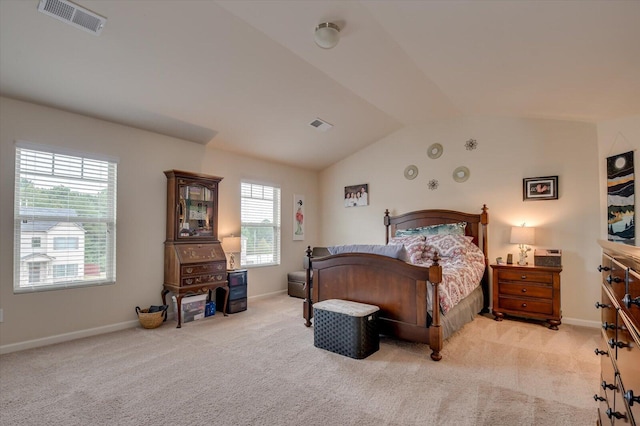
top-left (249, 289), bottom-right (286, 300)
top-left (561, 317), bottom-right (600, 328)
top-left (0, 319), bottom-right (139, 355)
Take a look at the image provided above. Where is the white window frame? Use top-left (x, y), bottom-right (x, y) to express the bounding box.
top-left (240, 181), bottom-right (281, 268)
top-left (14, 141), bottom-right (118, 293)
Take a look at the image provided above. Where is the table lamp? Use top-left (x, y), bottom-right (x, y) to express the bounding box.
top-left (222, 236), bottom-right (241, 270)
top-left (510, 225), bottom-right (535, 266)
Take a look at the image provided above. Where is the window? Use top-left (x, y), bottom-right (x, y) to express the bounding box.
top-left (53, 264), bottom-right (79, 279)
top-left (14, 142), bottom-right (118, 292)
top-left (240, 182), bottom-right (281, 267)
top-left (53, 237), bottom-right (79, 250)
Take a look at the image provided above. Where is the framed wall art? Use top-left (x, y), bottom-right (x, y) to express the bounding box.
top-left (293, 194), bottom-right (305, 240)
top-left (523, 176), bottom-right (558, 201)
top-left (344, 184), bottom-right (368, 207)
top-left (607, 151), bottom-right (635, 245)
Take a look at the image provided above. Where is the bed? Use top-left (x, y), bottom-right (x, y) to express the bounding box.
top-left (303, 205), bottom-right (489, 361)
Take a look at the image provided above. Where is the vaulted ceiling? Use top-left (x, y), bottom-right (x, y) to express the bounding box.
top-left (1, 1), bottom-right (638, 170)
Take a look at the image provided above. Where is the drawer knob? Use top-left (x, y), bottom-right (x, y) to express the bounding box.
top-left (185, 278), bottom-right (193, 285)
top-left (606, 274), bottom-right (623, 284)
top-left (605, 408), bottom-right (627, 420)
top-left (622, 293), bottom-right (640, 308)
top-left (598, 265), bottom-right (610, 272)
top-left (521, 303), bottom-right (527, 308)
top-left (608, 338), bottom-right (630, 349)
top-left (594, 348), bottom-right (608, 356)
top-left (625, 390), bottom-right (640, 406)
top-left (602, 380), bottom-right (617, 391)
top-left (595, 301), bottom-right (611, 309)
top-left (593, 394), bottom-right (606, 402)
top-left (601, 322), bottom-right (616, 330)
top-left (186, 268), bottom-right (193, 273)
top-left (521, 288), bottom-right (527, 293)
top-left (520, 275), bottom-right (527, 280)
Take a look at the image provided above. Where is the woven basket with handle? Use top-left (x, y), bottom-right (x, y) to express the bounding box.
top-left (135, 306), bottom-right (167, 329)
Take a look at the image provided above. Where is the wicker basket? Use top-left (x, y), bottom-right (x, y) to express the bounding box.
top-left (136, 306), bottom-right (165, 329)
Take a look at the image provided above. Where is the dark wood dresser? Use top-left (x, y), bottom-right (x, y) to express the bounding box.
top-left (161, 170), bottom-right (229, 328)
top-left (595, 240), bottom-right (640, 425)
top-left (491, 263), bottom-right (562, 329)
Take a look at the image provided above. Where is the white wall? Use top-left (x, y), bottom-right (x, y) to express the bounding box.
top-left (320, 116), bottom-right (602, 325)
top-left (0, 97), bottom-right (318, 350)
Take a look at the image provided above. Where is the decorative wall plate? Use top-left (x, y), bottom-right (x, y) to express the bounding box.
top-left (427, 143), bottom-right (443, 159)
top-left (452, 166), bottom-right (470, 183)
top-left (404, 165), bottom-right (418, 180)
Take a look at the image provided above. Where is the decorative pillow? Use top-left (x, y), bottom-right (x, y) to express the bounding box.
top-left (395, 222), bottom-right (467, 238)
top-left (424, 234), bottom-right (474, 258)
top-left (388, 235), bottom-right (426, 264)
top-left (327, 244), bottom-right (408, 260)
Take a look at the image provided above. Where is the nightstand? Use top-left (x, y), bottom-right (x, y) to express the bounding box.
top-left (491, 263), bottom-right (562, 330)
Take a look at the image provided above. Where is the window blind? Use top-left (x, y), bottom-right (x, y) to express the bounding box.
top-left (13, 142), bottom-right (118, 292)
top-left (240, 182), bottom-right (281, 267)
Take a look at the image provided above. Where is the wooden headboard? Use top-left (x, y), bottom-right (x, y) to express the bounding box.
top-left (383, 205), bottom-right (490, 312)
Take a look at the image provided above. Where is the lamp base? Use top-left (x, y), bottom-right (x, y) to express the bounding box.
top-left (518, 248), bottom-right (528, 266)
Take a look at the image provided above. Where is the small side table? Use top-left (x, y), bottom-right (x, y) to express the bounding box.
top-left (491, 263), bottom-right (562, 330)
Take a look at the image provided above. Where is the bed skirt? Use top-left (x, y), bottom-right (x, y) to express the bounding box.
top-left (438, 284), bottom-right (484, 340)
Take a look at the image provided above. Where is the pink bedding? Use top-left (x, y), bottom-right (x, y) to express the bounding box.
top-left (389, 234), bottom-right (486, 314)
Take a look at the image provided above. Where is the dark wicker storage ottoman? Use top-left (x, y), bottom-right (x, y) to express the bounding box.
top-left (313, 299), bottom-right (380, 359)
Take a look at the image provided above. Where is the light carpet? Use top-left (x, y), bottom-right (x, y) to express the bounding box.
top-left (0, 294), bottom-right (599, 425)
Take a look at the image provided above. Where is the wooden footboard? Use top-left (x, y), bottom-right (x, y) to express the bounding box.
top-left (303, 248), bottom-right (444, 361)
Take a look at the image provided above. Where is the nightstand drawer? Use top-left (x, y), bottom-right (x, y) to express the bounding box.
top-left (499, 282), bottom-right (553, 299)
top-left (498, 269), bottom-right (553, 284)
top-left (498, 296), bottom-right (553, 315)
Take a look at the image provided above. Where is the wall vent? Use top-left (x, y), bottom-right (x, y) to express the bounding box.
top-left (38, 0), bottom-right (107, 36)
top-left (309, 118), bottom-right (333, 132)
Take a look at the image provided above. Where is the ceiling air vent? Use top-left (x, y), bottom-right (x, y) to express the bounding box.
top-left (38, 0), bottom-right (107, 36)
top-left (309, 118), bottom-right (333, 132)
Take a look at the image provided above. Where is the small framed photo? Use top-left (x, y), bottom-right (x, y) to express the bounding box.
top-left (523, 176), bottom-right (558, 201)
top-left (344, 183), bottom-right (369, 207)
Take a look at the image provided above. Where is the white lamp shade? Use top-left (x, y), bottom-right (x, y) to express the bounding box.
top-left (510, 226), bottom-right (535, 245)
top-left (314, 22), bottom-right (340, 49)
top-left (222, 236), bottom-right (241, 253)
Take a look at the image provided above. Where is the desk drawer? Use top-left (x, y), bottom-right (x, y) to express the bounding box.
top-left (181, 273), bottom-right (225, 287)
top-left (182, 261), bottom-right (225, 276)
top-left (498, 296), bottom-right (553, 315)
top-left (497, 269), bottom-right (553, 284)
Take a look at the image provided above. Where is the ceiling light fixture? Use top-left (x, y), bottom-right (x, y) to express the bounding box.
top-left (314, 22), bottom-right (340, 49)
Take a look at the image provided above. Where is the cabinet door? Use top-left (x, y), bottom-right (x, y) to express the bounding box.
top-left (177, 181), bottom-right (216, 240)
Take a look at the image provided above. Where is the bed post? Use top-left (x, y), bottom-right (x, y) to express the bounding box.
top-left (384, 209), bottom-right (391, 244)
top-left (480, 204), bottom-right (490, 313)
top-left (303, 246), bottom-right (313, 327)
top-left (428, 253), bottom-right (443, 361)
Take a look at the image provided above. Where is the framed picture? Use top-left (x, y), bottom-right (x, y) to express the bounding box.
top-left (344, 184), bottom-right (368, 207)
top-left (523, 176), bottom-right (558, 201)
top-left (293, 194), bottom-right (304, 240)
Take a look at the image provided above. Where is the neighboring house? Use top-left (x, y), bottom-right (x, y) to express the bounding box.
top-left (18, 207), bottom-right (85, 287)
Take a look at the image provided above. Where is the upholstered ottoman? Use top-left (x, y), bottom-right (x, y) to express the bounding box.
top-left (313, 299), bottom-right (380, 359)
top-left (287, 270), bottom-right (307, 298)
